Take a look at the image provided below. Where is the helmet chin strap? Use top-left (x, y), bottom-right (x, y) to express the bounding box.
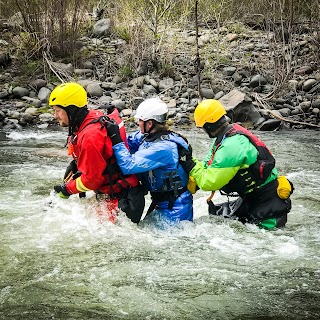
top-left (143, 119), bottom-right (156, 135)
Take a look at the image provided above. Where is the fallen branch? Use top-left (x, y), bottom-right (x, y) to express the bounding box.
top-left (268, 110), bottom-right (320, 129)
top-left (254, 93), bottom-right (320, 129)
top-left (43, 51), bottom-right (73, 83)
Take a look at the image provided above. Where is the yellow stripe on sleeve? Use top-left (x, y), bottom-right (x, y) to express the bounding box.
top-left (75, 177), bottom-right (91, 192)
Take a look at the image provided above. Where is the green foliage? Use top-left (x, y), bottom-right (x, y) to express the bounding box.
top-left (119, 65), bottom-right (134, 79)
top-left (21, 60), bottom-right (41, 77)
top-left (46, 74), bottom-right (60, 85)
top-left (159, 62), bottom-right (175, 78)
top-left (37, 106), bottom-right (51, 114)
top-left (114, 26), bottom-right (131, 42)
top-left (227, 22), bottom-right (248, 34)
top-left (209, 53), bottom-right (231, 66)
top-left (14, 32), bottom-right (38, 59)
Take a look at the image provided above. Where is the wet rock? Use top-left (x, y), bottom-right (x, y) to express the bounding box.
top-left (302, 79), bottom-right (317, 91)
top-left (92, 18), bottom-right (111, 37)
top-left (143, 84), bottom-right (157, 94)
top-left (129, 76), bottom-right (145, 88)
top-left (159, 78), bottom-right (174, 90)
top-left (219, 89), bottom-right (262, 125)
top-left (74, 69), bottom-right (94, 76)
top-left (226, 33), bottom-right (238, 42)
top-left (31, 79), bottom-right (47, 90)
top-left (200, 87), bottom-right (215, 99)
top-left (38, 87), bottom-right (51, 102)
top-left (223, 67), bottom-right (236, 76)
top-left (101, 82), bottom-right (117, 90)
top-left (24, 107), bottom-right (38, 116)
top-left (20, 113), bottom-right (34, 124)
top-left (250, 74), bottom-right (268, 88)
top-left (111, 99), bottom-right (125, 109)
top-left (0, 52), bottom-right (12, 67)
top-left (82, 61), bottom-right (94, 69)
top-left (295, 65), bottom-right (313, 75)
top-left (39, 113), bottom-right (54, 123)
top-left (0, 90), bottom-right (10, 99)
top-left (258, 119), bottom-right (282, 131)
top-left (299, 101), bottom-right (311, 111)
top-left (51, 62), bottom-right (74, 74)
top-left (311, 99), bottom-right (320, 108)
top-left (0, 110), bottom-right (5, 120)
top-left (311, 108), bottom-right (319, 116)
top-left (214, 91), bottom-right (225, 100)
top-left (278, 108), bottom-right (291, 117)
top-left (12, 86), bottom-right (29, 98)
top-left (3, 118), bottom-right (22, 130)
top-left (21, 97), bottom-right (42, 107)
top-left (37, 123), bottom-right (49, 129)
top-left (87, 83), bottom-right (103, 97)
top-left (137, 61), bottom-right (148, 76)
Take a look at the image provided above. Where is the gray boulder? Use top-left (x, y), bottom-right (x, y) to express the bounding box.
top-left (13, 86), bottom-right (29, 98)
top-left (219, 89), bottom-right (264, 125)
top-left (92, 18), bottom-right (111, 37)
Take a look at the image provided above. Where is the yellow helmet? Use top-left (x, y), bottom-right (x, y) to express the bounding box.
top-left (194, 99), bottom-right (226, 127)
top-left (49, 82), bottom-right (87, 108)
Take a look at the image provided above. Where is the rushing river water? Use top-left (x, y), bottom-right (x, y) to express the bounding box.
top-left (0, 127), bottom-right (319, 320)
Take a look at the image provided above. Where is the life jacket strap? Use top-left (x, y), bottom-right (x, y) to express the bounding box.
top-left (148, 186), bottom-right (188, 215)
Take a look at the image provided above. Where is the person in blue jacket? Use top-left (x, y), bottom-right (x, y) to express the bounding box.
top-left (106, 97), bottom-right (193, 226)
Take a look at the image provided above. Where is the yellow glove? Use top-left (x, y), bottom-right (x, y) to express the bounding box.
top-left (277, 176), bottom-right (293, 199)
top-left (187, 176), bottom-right (198, 194)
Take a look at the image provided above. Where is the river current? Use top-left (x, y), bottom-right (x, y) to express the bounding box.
top-left (0, 127), bottom-right (319, 320)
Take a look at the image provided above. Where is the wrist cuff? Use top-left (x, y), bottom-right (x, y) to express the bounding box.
top-left (110, 134), bottom-right (123, 146)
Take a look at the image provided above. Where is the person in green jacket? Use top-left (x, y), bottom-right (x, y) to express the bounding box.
top-left (180, 99), bottom-right (293, 230)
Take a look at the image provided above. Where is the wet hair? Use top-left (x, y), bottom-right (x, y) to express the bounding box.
top-left (153, 121), bottom-right (169, 132)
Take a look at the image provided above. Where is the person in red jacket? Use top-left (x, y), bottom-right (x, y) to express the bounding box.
top-left (49, 82), bottom-right (145, 223)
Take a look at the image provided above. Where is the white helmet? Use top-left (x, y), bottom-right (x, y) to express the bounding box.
top-left (134, 97), bottom-right (168, 123)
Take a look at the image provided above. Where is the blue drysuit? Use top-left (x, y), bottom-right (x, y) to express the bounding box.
top-left (112, 131), bottom-right (193, 223)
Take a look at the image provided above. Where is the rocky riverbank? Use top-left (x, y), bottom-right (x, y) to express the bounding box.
top-left (0, 21), bottom-right (320, 131)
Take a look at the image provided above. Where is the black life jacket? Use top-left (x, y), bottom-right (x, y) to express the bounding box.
top-left (219, 124), bottom-right (275, 197)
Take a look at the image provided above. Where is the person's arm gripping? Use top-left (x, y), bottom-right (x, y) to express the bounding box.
top-left (113, 140), bottom-right (174, 175)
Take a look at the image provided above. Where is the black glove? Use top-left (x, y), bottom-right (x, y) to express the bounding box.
top-left (179, 144), bottom-right (196, 173)
top-left (106, 120), bottom-right (123, 146)
top-left (63, 160), bottom-right (86, 198)
top-left (63, 159), bottom-right (77, 181)
top-left (54, 184), bottom-right (71, 199)
top-left (100, 103), bottom-right (115, 114)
